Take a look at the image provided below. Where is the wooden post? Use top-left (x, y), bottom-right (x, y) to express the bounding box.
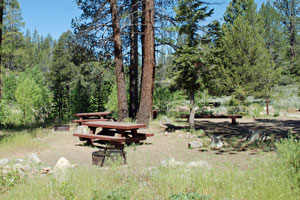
top-left (266, 98), bottom-right (269, 115)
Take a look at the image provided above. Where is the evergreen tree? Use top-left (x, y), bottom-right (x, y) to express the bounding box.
top-left (224, 0), bottom-right (257, 26)
top-left (220, 15), bottom-right (278, 100)
top-left (0, 0), bottom-right (3, 102)
top-left (274, 0), bottom-right (300, 74)
top-left (259, 1), bottom-right (288, 69)
top-left (50, 30), bottom-right (76, 121)
top-left (173, 0), bottom-right (213, 129)
top-left (2, 0), bottom-right (25, 71)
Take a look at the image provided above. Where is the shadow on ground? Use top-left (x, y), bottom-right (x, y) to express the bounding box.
top-left (194, 118), bottom-right (300, 138)
top-left (171, 118), bottom-right (300, 139)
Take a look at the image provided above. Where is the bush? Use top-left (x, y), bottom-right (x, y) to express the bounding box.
top-left (105, 84), bottom-right (118, 119)
top-left (169, 192), bottom-right (210, 200)
top-left (153, 87), bottom-right (186, 114)
top-left (276, 134), bottom-right (300, 183)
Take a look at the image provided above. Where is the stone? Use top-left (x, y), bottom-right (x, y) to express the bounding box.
top-left (188, 160), bottom-right (211, 169)
top-left (41, 167), bottom-right (51, 174)
top-left (161, 157), bottom-right (184, 167)
top-left (160, 116), bottom-right (171, 124)
top-left (209, 136), bottom-right (224, 150)
top-left (29, 153), bottom-right (41, 165)
top-left (15, 159), bottom-right (24, 164)
top-left (288, 108), bottom-right (298, 113)
top-left (188, 141), bottom-right (203, 149)
top-left (74, 125), bottom-right (88, 134)
top-left (0, 158), bottom-right (9, 165)
top-left (54, 157), bottom-right (71, 174)
top-left (248, 131), bottom-right (264, 143)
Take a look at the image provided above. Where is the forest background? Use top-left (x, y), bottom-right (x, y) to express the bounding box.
top-left (0, 0), bottom-right (299, 129)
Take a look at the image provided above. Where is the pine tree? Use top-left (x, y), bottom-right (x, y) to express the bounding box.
top-left (2, 0), bottom-right (25, 71)
top-left (0, 0), bottom-right (3, 102)
top-left (274, 0), bottom-right (300, 74)
top-left (259, 1), bottom-right (288, 69)
top-left (173, 0), bottom-right (213, 129)
top-left (220, 15), bottom-right (278, 100)
top-left (50, 31), bottom-right (76, 121)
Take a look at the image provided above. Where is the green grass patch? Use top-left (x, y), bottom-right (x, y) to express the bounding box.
top-left (0, 152), bottom-right (299, 199)
top-left (0, 130), bottom-right (48, 156)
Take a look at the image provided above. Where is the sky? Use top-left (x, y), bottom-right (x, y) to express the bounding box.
top-left (19, 0), bottom-right (268, 40)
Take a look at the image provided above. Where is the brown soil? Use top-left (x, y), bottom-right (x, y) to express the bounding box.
top-left (3, 117), bottom-right (300, 169)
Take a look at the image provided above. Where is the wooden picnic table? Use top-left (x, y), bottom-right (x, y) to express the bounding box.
top-left (181, 114), bottom-right (242, 124)
top-left (73, 112), bottom-right (112, 125)
top-left (73, 121), bottom-right (153, 146)
top-left (74, 112), bottom-right (112, 120)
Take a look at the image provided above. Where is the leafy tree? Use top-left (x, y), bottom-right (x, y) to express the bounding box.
top-left (15, 67), bottom-right (52, 124)
top-left (173, 0), bottom-right (213, 129)
top-left (2, 71), bottom-right (16, 101)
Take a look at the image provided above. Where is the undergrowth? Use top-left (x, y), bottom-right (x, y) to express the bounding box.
top-left (0, 143), bottom-right (299, 200)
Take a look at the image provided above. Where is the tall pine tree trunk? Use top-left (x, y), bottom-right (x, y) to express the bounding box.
top-left (140, 1), bottom-right (145, 100)
top-left (137, 0), bottom-right (155, 124)
top-left (129, 0), bottom-right (139, 118)
top-left (0, 0), bottom-right (3, 102)
top-left (189, 89), bottom-right (195, 129)
top-left (110, 0), bottom-right (129, 121)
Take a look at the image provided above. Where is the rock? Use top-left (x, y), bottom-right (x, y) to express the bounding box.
top-left (188, 160), bottom-right (211, 169)
top-left (54, 157), bottom-right (71, 174)
top-left (71, 164), bottom-right (78, 168)
top-left (161, 157), bottom-right (184, 167)
top-left (0, 158), bottom-right (9, 165)
top-left (41, 167), bottom-right (51, 174)
top-left (29, 153), bottom-right (41, 165)
top-left (188, 141), bottom-right (203, 149)
top-left (15, 159), bottom-right (24, 164)
top-left (288, 108), bottom-right (298, 113)
top-left (248, 131), bottom-right (264, 143)
top-left (160, 116), bottom-right (171, 124)
top-left (74, 125), bottom-right (88, 134)
top-left (209, 136), bottom-right (224, 150)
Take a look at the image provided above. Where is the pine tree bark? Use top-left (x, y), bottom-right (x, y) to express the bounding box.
top-left (129, 0), bottom-right (139, 118)
top-left (110, 0), bottom-right (129, 121)
top-left (0, 0), bottom-right (3, 102)
top-left (137, 0), bottom-right (155, 124)
top-left (189, 89), bottom-right (195, 129)
top-left (140, 1), bottom-right (146, 99)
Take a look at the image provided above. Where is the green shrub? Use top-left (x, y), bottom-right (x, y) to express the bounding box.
top-left (0, 166), bottom-right (22, 193)
top-left (169, 192), bottom-right (210, 200)
top-left (153, 87), bottom-right (186, 114)
top-left (276, 134), bottom-right (300, 183)
top-left (105, 84), bottom-right (118, 119)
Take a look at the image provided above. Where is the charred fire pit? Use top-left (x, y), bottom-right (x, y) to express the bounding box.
top-left (54, 125), bottom-right (70, 132)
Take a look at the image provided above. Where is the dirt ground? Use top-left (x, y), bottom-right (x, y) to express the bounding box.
top-left (3, 117), bottom-right (300, 169)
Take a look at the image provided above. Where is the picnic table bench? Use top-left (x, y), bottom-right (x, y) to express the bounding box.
top-left (181, 114), bottom-right (242, 124)
top-left (73, 121), bottom-right (154, 147)
top-left (73, 112), bottom-right (112, 125)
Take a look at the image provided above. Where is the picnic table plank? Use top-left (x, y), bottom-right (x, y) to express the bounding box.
top-left (75, 112), bottom-right (111, 117)
top-left (81, 121), bottom-right (147, 130)
top-left (74, 121), bottom-right (153, 146)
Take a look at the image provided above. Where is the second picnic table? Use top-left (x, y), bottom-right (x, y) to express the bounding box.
top-left (73, 121), bottom-right (154, 146)
top-left (73, 112), bottom-right (112, 125)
